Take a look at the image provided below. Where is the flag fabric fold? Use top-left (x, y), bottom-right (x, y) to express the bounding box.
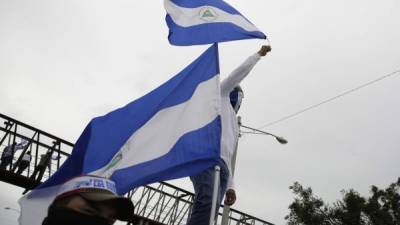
top-left (165, 0), bottom-right (266, 46)
top-left (19, 44), bottom-right (222, 225)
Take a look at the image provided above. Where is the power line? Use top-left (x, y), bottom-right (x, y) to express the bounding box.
top-left (258, 69), bottom-right (400, 129)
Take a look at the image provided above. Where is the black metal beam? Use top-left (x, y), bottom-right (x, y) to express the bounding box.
top-left (0, 169), bottom-right (40, 189)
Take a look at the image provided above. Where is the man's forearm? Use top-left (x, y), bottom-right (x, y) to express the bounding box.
top-left (227, 174), bottom-right (235, 190)
top-left (220, 53), bottom-right (261, 95)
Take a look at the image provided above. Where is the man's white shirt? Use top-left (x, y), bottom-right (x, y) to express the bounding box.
top-left (220, 53), bottom-right (261, 190)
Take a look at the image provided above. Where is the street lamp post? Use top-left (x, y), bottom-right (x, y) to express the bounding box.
top-left (220, 116), bottom-right (287, 225)
top-left (240, 124), bottom-right (288, 144)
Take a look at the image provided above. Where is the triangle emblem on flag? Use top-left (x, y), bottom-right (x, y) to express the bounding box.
top-left (199, 7), bottom-right (217, 21)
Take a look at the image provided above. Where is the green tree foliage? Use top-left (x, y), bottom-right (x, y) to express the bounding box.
top-left (285, 178), bottom-right (400, 225)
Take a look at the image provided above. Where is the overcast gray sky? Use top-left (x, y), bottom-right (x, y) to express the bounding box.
top-left (1, 0), bottom-right (400, 224)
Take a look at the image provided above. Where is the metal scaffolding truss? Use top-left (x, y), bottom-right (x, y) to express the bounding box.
top-left (0, 113), bottom-right (274, 225)
top-left (0, 114), bottom-right (73, 184)
top-left (128, 182), bottom-right (274, 225)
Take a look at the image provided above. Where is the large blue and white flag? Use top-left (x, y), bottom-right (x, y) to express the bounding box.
top-left (165, 0), bottom-right (267, 46)
top-left (19, 44), bottom-right (222, 225)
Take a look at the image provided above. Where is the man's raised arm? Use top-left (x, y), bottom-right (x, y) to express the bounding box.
top-left (220, 45), bottom-right (271, 95)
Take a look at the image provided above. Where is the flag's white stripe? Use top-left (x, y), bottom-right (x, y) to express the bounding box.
top-left (165, 0), bottom-right (260, 32)
top-left (91, 75), bottom-right (220, 177)
top-left (18, 186), bottom-right (60, 225)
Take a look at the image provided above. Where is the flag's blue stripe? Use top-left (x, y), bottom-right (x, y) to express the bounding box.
top-left (167, 15), bottom-right (266, 46)
top-left (37, 44), bottom-right (220, 188)
top-left (111, 116), bottom-right (221, 194)
top-left (170, 0), bottom-right (239, 15)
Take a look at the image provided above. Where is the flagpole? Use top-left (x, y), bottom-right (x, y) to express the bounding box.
top-left (209, 165), bottom-right (221, 225)
top-left (220, 116), bottom-right (241, 225)
top-left (220, 148), bottom-right (237, 225)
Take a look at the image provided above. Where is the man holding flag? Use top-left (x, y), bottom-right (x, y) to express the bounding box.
top-left (164, 1), bottom-right (271, 223)
top-left (187, 45), bottom-right (271, 225)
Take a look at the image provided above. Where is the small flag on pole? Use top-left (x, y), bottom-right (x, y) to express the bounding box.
top-left (19, 44), bottom-right (222, 225)
top-left (14, 139), bottom-right (28, 150)
top-left (165, 0), bottom-right (267, 46)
